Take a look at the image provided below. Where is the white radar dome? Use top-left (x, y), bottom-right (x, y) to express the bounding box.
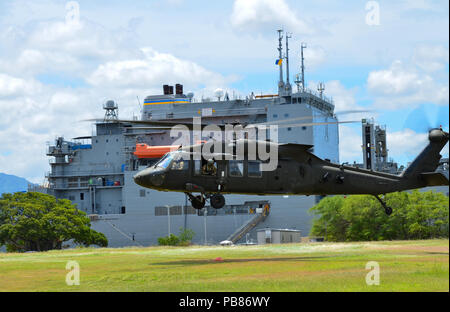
top-left (214, 88), bottom-right (224, 100)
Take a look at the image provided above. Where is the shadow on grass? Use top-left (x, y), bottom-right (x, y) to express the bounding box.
top-left (151, 256), bottom-right (331, 266)
top-left (424, 252), bottom-right (449, 255)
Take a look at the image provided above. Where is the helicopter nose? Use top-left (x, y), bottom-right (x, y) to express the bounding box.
top-left (133, 169), bottom-right (165, 187)
top-left (133, 172), bottom-right (145, 186)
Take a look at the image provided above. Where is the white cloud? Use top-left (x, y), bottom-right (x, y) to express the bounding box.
top-left (386, 129), bottom-right (429, 160)
top-left (230, 0), bottom-right (314, 35)
top-left (339, 125), bottom-right (363, 163)
top-left (0, 73), bottom-right (42, 98)
top-left (87, 47), bottom-right (232, 93)
top-left (413, 45), bottom-right (449, 73)
top-left (368, 60), bottom-right (421, 95)
top-left (367, 60), bottom-right (449, 109)
top-left (302, 45), bottom-right (327, 69)
top-left (25, 19), bottom-right (132, 60)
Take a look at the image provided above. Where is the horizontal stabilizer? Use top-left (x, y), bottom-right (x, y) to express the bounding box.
top-left (420, 172), bottom-right (449, 186)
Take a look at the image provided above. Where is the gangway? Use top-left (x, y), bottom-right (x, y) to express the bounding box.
top-left (226, 203), bottom-right (270, 244)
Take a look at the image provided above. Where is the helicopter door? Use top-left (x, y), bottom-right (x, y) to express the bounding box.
top-left (192, 158), bottom-right (221, 191)
top-left (193, 158), bottom-right (218, 177)
top-left (226, 160), bottom-right (244, 192)
top-left (246, 160), bottom-right (267, 193)
top-left (166, 153), bottom-right (190, 189)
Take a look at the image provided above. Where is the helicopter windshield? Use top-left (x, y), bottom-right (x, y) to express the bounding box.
top-left (154, 152), bottom-right (174, 169)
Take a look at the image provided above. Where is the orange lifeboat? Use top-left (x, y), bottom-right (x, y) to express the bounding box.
top-left (134, 144), bottom-right (180, 159)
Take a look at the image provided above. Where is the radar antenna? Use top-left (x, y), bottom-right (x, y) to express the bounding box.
top-left (317, 82), bottom-right (325, 98)
top-left (103, 100), bottom-right (119, 121)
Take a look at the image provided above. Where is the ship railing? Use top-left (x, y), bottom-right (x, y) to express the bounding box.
top-left (49, 183), bottom-right (123, 190)
top-left (47, 170), bottom-right (124, 178)
top-left (136, 107), bottom-right (267, 121)
top-left (47, 145), bottom-right (71, 155)
top-left (302, 88), bottom-right (334, 105)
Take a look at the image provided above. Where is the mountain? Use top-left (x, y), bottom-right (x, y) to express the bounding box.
top-left (0, 173), bottom-right (31, 195)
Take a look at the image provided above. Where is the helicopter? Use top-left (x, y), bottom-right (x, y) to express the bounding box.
top-left (131, 119), bottom-right (449, 215)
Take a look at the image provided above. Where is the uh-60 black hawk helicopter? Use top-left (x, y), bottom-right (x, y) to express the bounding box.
top-left (127, 117), bottom-right (449, 216)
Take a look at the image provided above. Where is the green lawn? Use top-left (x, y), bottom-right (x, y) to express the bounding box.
top-left (0, 239), bottom-right (448, 292)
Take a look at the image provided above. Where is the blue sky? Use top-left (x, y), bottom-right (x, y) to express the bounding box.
top-left (0, 0), bottom-right (448, 182)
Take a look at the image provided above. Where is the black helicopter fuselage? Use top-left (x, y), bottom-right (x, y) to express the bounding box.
top-left (133, 129), bottom-right (449, 197)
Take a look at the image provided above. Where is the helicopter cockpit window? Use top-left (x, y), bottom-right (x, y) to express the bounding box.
top-left (248, 161), bottom-right (262, 178)
top-left (229, 160), bottom-right (244, 177)
top-left (154, 152), bottom-right (174, 169)
top-left (171, 153), bottom-right (189, 171)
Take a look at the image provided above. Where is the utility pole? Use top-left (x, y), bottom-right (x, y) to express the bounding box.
top-left (166, 205), bottom-right (171, 236)
top-left (204, 208), bottom-right (207, 245)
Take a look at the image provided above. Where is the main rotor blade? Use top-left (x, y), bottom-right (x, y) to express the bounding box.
top-left (83, 118), bottom-right (212, 130)
top-left (276, 120), bottom-right (359, 129)
top-left (334, 109), bottom-right (373, 115)
top-left (248, 110), bottom-right (371, 127)
top-left (83, 118), bottom-right (359, 132)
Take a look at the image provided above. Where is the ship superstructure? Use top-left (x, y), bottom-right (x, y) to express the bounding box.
top-left (43, 31), bottom-right (341, 246)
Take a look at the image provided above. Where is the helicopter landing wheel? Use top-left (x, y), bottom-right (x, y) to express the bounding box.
top-left (384, 206), bottom-right (393, 216)
top-left (210, 194), bottom-right (225, 209)
top-left (373, 195), bottom-right (393, 216)
top-left (190, 195), bottom-right (205, 209)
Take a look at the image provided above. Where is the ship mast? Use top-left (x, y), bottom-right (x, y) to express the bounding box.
top-left (300, 42), bottom-right (307, 92)
top-left (285, 32), bottom-right (292, 95)
top-left (277, 29), bottom-right (285, 96)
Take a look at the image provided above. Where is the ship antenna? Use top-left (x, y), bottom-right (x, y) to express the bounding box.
top-left (300, 42), bottom-right (307, 92)
top-left (136, 96), bottom-right (142, 115)
top-left (285, 32), bottom-right (292, 95)
top-left (277, 29), bottom-right (285, 96)
top-left (317, 82), bottom-right (325, 98)
top-left (103, 100), bottom-right (118, 121)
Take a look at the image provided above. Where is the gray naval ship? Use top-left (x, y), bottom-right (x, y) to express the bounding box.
top-left (39, 31), bottom-right (341, 247)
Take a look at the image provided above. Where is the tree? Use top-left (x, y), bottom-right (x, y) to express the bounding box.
top-left (309, 191), bottom-right (449, 242)
top-left (0, 192), bottom-right (108, 252)
top-left (158, 227), bottom-right (195, 246)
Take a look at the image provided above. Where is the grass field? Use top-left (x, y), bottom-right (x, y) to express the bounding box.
top-left (0, 239), bottom-right (448, 292)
